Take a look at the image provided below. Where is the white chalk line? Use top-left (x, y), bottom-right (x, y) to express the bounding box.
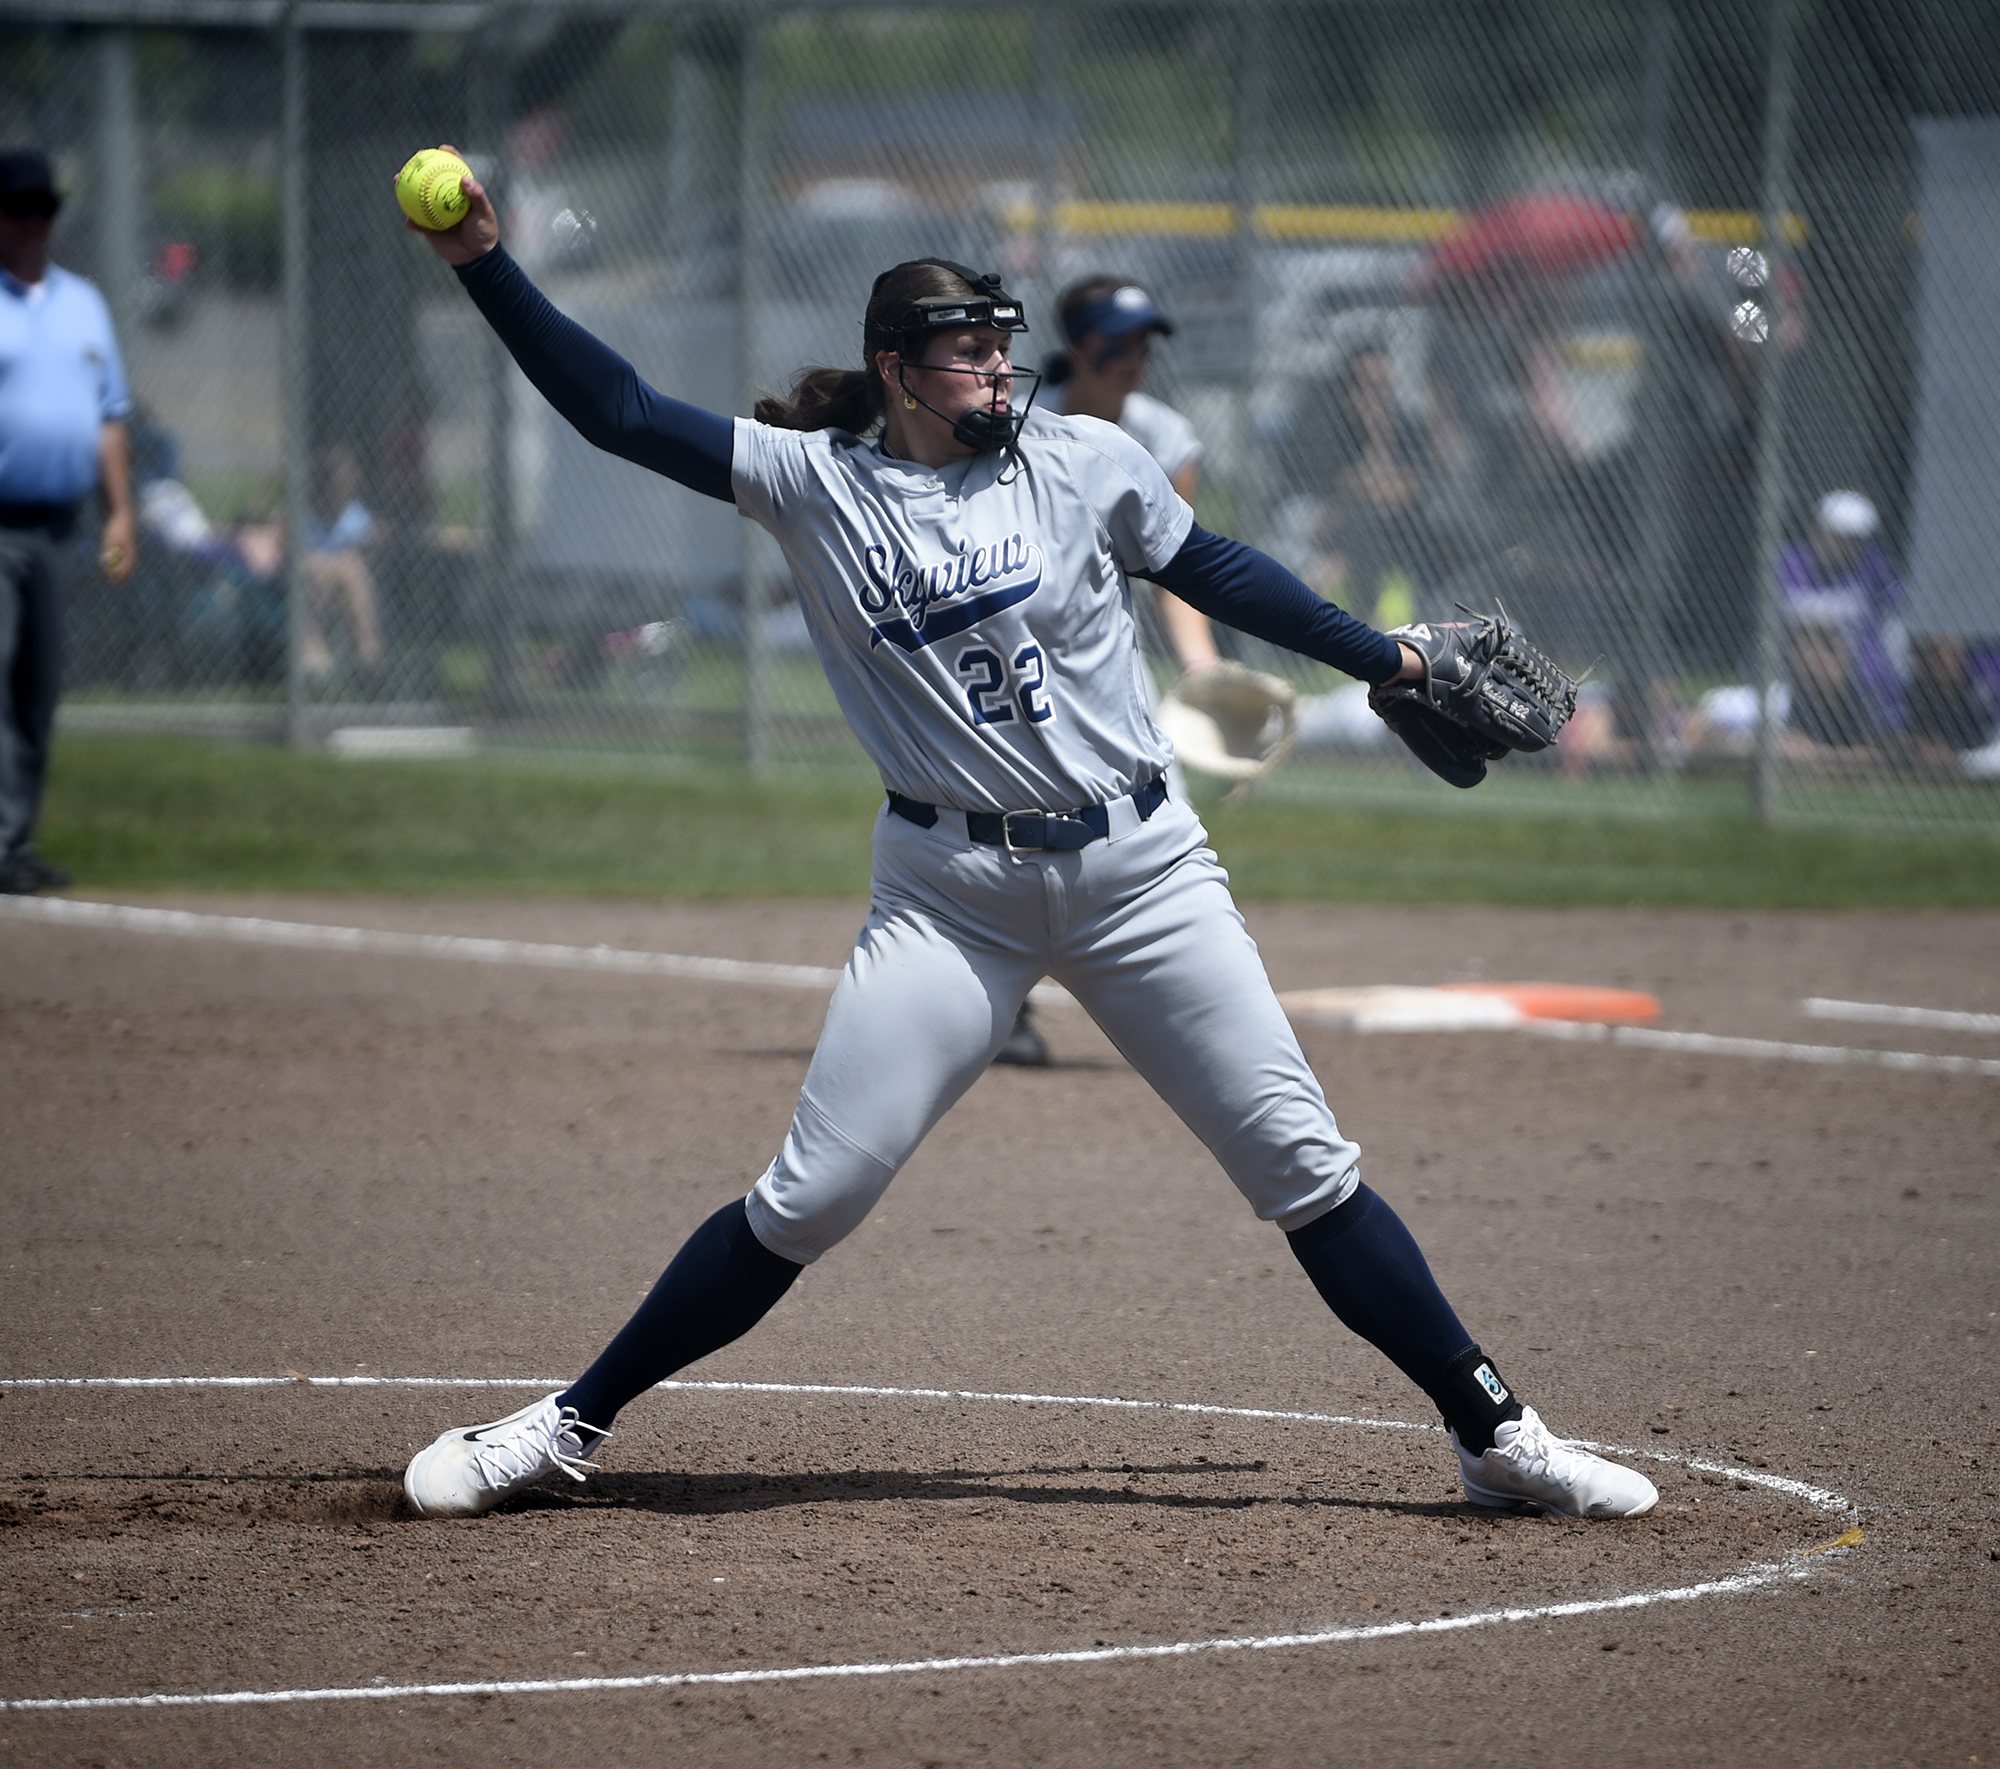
top-left (0, 1375), bottom-right (1857, 1714)
top-left (0, 1374), bottom-right (574, 1390)
top-left (0, 893), bottom-right (843, 992)
top-left (0, 893), bottom-right (1080, 1009)
top-left (1519, 1017), bottom-right (2000, 1078)
top-left (3, 1560), bottom-right (1822, 1713)
top-left (4, 896), bottom-right (1985, 1069)
top-left (1801, 995), bottom-right (2000, 1036)
top-left (0, 1374), bottom-right (1855, 1519)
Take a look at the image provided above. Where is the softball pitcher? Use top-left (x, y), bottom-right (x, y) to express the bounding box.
top-left (400, 160), bottom-right (1656, 1523)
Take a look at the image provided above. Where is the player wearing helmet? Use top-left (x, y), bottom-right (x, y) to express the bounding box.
top-left (396, 156), bottom-right (1657, 1527)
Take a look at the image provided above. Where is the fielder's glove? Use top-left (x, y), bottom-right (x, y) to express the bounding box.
top-left (1367, 609), bottom-right (1578, 789)
top-left (1157, 661), bottom-right (1298, 783)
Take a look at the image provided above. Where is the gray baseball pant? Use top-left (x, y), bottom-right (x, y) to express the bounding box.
top-left (746, 793), bottom-right (1361, 1264)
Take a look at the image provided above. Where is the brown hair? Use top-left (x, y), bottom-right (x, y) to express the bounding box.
top-left (753, 259), bottom-right (986, 433)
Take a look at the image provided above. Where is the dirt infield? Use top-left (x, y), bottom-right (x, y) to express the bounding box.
top-left (3, 894), bottom-right (1996, 1766)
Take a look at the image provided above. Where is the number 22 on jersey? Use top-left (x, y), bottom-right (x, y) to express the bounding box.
top-left (955, 642), bottom-right (1054, 727)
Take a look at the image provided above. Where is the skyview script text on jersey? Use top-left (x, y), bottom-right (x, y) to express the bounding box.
top-left (862, 532), bottom-right (1045, 653)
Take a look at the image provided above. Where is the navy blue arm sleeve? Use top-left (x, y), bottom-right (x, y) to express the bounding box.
top-left (1140, 524), bottom-right (1404, 684)
top-left (454, 245), bottom-right (736, 504)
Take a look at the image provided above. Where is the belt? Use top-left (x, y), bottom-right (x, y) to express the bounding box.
top-left (887, 775), bottom-right (1168, 852)
top-left (0, 501), bottom-right (79, 535)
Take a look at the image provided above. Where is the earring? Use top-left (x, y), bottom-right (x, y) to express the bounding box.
top-left (902, 392), bottom-right (917, 410)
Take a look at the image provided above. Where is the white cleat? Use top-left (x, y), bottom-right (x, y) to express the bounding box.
top-left (403, 1393), bottom-right (609, 1518)
top-left (1453, 1406), bottom-right (1659, 1519)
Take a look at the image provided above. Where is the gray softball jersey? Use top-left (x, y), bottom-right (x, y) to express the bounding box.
top-left (732, 406), bottom-right (1191, 813)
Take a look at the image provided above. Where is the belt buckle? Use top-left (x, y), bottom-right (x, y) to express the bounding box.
top-left (1003, 809), bottom-right (1095, 853)
top-left (1000, 810), bottom-right (1045, 853)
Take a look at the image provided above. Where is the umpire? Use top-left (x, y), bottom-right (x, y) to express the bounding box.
top-left (0, 148), bottom-right (135, 894)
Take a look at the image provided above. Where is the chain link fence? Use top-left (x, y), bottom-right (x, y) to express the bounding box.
top-left (7, 0), bottom-right (2000, 826)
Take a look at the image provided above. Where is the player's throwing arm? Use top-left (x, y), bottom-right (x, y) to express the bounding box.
top-left (391, 148), bottom-right (1656, 1526)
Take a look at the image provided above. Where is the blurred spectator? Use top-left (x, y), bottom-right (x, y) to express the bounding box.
top-left (1040, 277), bottom-right (1217, 672)
top-left (1556, 680), bottom-right (1627, 778)
top-left (1681, 680), bottom-right (1789, 766)
top-left (1278, 348), bottom-right (1442, 630)
top-left (138, 445), bottom-right (384, 687)
top-left (1324, 348), bottom-right (1435, 629)
top-left (1651, 492), bottom-right (1923, 772)
top-left (1907, 635), bottom-right (2000, 766)
top-left (1287, 349), bottom-right (1473, 758)
top-left (1649, 205), bottom-right (1759, 676)
top-left (299, 444), bottom-right (383, 682)
top-left (0, 147), bottom-right (135, 895)
top-left (136, 458), bottom-right (287, 681)
top-left (1778, 490), bottom-right (1908, 748)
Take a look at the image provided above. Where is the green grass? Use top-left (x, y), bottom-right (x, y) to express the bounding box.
top-left (42, 736), bottom-right (884, 897)
top-left (36, 733), bottom-right (2000, 907)
top-left (1204, 797), bottom-right (2000, 907)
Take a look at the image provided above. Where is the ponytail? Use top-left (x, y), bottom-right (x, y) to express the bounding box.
top-left (754, 367), bottom-right (884, 435)
top-left (752, 258), bottom-right (988, 434)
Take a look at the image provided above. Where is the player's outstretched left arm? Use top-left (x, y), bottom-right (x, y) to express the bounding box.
top-left (398, 145), bottom-right (734, 503)
top-left (1139, 525), bottom-right (1422, 684)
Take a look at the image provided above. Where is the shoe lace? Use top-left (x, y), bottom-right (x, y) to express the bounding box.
top-left (1495, 1410), bottom-right (1576, 1490)
top-left (469, 1405), bottom-right (610, 1489)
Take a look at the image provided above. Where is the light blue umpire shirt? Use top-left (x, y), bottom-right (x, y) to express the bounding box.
top-left (0, 262), bottom-right (132, 507)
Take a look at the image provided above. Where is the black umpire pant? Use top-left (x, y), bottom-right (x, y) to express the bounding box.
top-left (0, 504), bottom-right (76, 863)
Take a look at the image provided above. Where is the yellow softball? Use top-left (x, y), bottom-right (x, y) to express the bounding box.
top-left (395, 148), bottom-right (472, 232)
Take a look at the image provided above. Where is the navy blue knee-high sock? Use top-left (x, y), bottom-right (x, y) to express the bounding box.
top-left (1285, 1182), bottom-right (1523, 1453)
top-left (559, 1199), bottom-right (801, 1432)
